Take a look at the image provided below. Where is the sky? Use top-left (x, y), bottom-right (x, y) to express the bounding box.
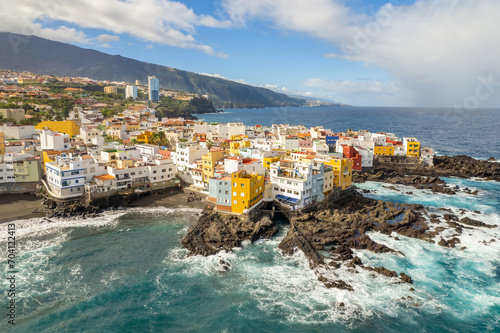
top-left (0, 0), bottom-right (499, 107)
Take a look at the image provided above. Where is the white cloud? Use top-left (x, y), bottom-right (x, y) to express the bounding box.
top-left (304, 78), bottom-right (412, 106)
top-left (0, 0), bottom-right (229, 57)
top-left (199, 73), bottom-right (247, 84)
top-left (145, 45), bottom-right (154, 49)
top-left (100, 43), bottom-right (111, 48)
top-left (221, 0), bottom-right (500, 107)
top-left (97, 34), bottom-right (120, 43)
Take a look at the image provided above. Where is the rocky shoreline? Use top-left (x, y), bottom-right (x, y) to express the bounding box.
top-left (353, 155), bottom-right (499, 195)
top-left (181, 155), bottom-right (500, 291)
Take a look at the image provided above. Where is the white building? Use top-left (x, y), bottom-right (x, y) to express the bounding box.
top-left (174, 142), bottom-right (207, 183)
top-left (217, 123), bottom-right (245, 140)
top-left (175, 142), bottom-right (207, 171)
top-left (270, 160), bottom-right (325, 209)
top-left (136, 144), bottom-right (160, 157)
top-left (40, 130), bottom-right (70, 151)
top-left (46, 155), bottom-right (85, 198)
top-left (0, 124), bottom-right (35, 140)
top-left (125, 85), bottom-right (138, 100)
top-left (78, 154), bottom-right (107, 182)
top-left (0, 155), bottom-right (15, 184)
top-left (355, 146), bottom-right (374, 168)
top-left (80, 128), bottom-right (104, 147)
top-left (284, 137), bottom-right (299, 151)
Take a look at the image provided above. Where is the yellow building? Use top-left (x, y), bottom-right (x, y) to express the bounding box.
top-left (229, 140), bottom-right (250, 155)
top-left (17, 78), bottom-right (40, 84)
top-left (407, 141), bottom-right (421, 157)
top-left (263, 155), bottom-right (285, 169)
top-left (374, 145), bottom-right (395, 156)
top-left (323, 166), bottom-right (334, 195)
top-left (230, 134), bottom-right (247, 141)
top-left (231, 170), bottom-right (264, 214)
top-left (104, 86), bottom-right (118, 94)
top-left (0, 132), bottom-right (5, 155)
top-left (36, 120), bottom-right (80, 137)
top-left (202, 151), bottom-right (225, 185)
top-left (135, 131), bottom-right (153, 144)
top-left (42, 151), bottom-right (67, 172)
top-left (127, 122), bottom-right (140, 132)
top-left (323, 158), bottom-right (352, 189)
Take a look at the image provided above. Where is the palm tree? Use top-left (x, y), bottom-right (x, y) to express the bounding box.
top-left (206, 140), bottom-right (213, 150)
top-left (220, 141), bottom-right (229, 150)
top-left (151, 131), bottom-right (169, 148)
top-left (130, 138), bottom-right (138, 146)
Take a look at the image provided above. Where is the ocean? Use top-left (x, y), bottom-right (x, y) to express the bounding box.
top-left (201, 106), bottom-right (500, 160)
top-left (1, 107), bottom-right (499, 332)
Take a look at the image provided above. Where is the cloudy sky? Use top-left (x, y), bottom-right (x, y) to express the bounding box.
top-left (1, 0), bottom-right (499, 107)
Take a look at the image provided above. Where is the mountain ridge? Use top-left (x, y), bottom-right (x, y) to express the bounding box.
top-left (0, 32), bottom-right (311, 108)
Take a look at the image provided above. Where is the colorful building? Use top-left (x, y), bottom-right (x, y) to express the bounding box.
top-left (202, 151), bottom-right (225, 185)
top-left (208, 176), bottom-right (232, 212)
top-left (322, 158), bottom-right (353, 189)
top-left (0, 132), bottom-right (5, 155)
top-left (323, 166), bottom-right (334, 195)
top-left (374, 145), bottom-right (395, 156)
top-left (230, 170), bottom-right (264, 213)
top-left (229, 140), bottom-right (250, 155)
top-left (12, 156), bottom-right (41, 182)
top-left (263, 155), bottom-right (284, 169)
top-left (405, 138), bottom-right (421, 157)
top-left (342, 145), bottom-right (362, 171)
top-left (36, 120), bottom-right (80, 137)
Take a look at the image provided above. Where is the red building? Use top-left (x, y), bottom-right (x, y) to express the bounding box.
top-left (342, 145), bottom-right (362, 171)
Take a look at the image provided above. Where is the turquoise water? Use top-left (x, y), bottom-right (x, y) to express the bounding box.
top-left (1, 107), bottom-right (500, 331)
top-left (1, 178), bottom-right (499, 332)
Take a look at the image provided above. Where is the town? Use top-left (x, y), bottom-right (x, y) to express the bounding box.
top-left (0, 71), bottom-right (433, 214)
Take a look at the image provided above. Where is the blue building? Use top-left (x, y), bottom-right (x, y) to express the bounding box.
top-left (208, 177), bottom-right (232, 211)
top-left (148, 76), bottom-right (159, 102)
top-left (326, 135), bottom-right (339, 147)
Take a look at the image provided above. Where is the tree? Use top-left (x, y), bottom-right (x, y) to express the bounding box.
top-left (130, 138), bottom-right (138, 146)
top-left (0, 117), bottom-right (16, 125)
top-left (206, 140), bottom-right (213, 150)
top-left (150, 131), bottom-right (169, 148)
top-left (220, 141), bottom-right (229, 150)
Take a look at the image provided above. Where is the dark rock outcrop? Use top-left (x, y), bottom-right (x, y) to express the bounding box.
top-left (459, 217), bottom-right (496, 229)
top-left (182, 212), bottom-right (278, 256)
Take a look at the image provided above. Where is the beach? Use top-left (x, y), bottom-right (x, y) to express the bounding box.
top-left (0, 189), bottom-right (207, 223)
top-left (0, 194), bottom-right (45, 223)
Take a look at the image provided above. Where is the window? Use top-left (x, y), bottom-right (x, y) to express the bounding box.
top-left (234, 200), bottom-right (237, 204)
top-left (233, 192), bottom-right (237, 196)
top-left (233, 183), bottom-right (237, 187)
top-left (241, 193), bottom-right (244, 197)
top-left (241, 183), bottom-right (244, 187)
